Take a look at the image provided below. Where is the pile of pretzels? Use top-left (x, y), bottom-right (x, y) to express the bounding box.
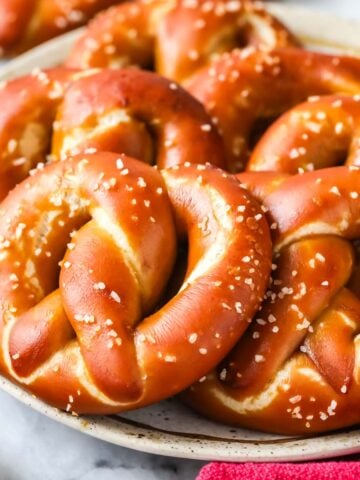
top-left (0, 0), bottom-right (360, 437)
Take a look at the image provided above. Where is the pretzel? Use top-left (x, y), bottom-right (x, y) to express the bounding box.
top-left (66, 0), bottom-right (298, 82)
top-left (248, 94), bottom-right (360, 173)
top-left (0, 67), bottom-right (225, 200)
top-left (0, 0), bottom-right (121, 56)
top-left (187, 48), bottom-right (360, 171)
top-left (0, 152), bottom-right (271, 413)
top-left (184, 166), bottom-right (360, 434)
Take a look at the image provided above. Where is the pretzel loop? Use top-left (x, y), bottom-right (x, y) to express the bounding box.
top-left (66, 0), bottom-right (298, 81)
top-left (0, 67), bottom-right (225, 201)
top-left (187, 49), bottom-right (360, 171)
top-left (249, 95), bottom-right (360, 173)
top-left (0, 0), bottom-right (119, 56)
top-left (53, 68), bottom-right (225, 169)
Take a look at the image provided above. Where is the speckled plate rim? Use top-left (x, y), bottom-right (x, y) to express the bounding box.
top-left (0, 2), bottom-right (360, 462)
top-left (2, 376), bottom-right (360, 462)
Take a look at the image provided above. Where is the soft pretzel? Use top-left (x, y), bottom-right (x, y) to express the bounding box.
top-left (0, 67), bottom-right (225, 200)
top-left (184, 167), bottom-right (360, 434)
top-left (66, 0), bottom-right (298, 82)
top-left (0, 0), bottom-right (122, 57)
top-left (248, 95), bottom-right (360, 173)
top-left (187, 48), bottom-right (360, 171)
top-left (0, 152), bottom-right (271, 413)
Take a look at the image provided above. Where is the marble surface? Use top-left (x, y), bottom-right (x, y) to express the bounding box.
top-left (1, 2), bottom-right (360, 480)
top-left (0, 391), bottom-right (203, 480)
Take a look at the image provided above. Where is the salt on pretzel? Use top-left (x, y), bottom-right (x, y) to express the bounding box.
top-left (0, 0), bottom-right (121, 56)
top-left (0, 152), bottom-right (271, 413)
top-left (184, 167), bottom-right (360, 434)
top-left (248, 95), bottom-right (360, 173)
top-left (247, 93), bottom-right (360, 330)
top-left (0, 68), bottom-right (81, 199)
top-left (66, 0), bottom-right (298, 82)
top-left (187, 48), bottom-right (360, 171)
top-left (0, 67), bottom-right (225, 200)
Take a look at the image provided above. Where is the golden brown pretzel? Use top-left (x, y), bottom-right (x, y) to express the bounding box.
top-left (187, 48), bottom-right (360, 171)
top-left (0, 152), bottom-right (271, 413)
top-left (0, 67), bottom-right (225, 200)
top-left (66, 0), bottom-right (298, 82)
top-left (185, 167), bottom-right (360, 435)
top-left (0, 0), bottom-right (122, 56)
top-left (247, 93), bottom-right (360, 322)
top-left (0, 68), bottom-right (82, 199)
top-left (248, 95), bottom-right (360, 173)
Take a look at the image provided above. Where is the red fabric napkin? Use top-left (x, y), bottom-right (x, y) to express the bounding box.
top-left (197, 461), bottom-right (360, 480)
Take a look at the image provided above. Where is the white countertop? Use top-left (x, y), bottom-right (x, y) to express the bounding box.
top-left (1, 2), bottom-right (360, 480)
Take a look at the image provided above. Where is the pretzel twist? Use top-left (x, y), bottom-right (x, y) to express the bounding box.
top-left (0, 152), bottom-right (271, 413)
top-left (187, 48), bottom-right (360, 171)
top-left (0, 67), bottom-right (225, 200)
top-left (185, 167), bottom-right (360, 434)
top-left (0, 0), bottom-right (121, 56)
top-left (247, 92), bottom-right (360, 331)
top-left (66, 0), bottom-right (298, 82)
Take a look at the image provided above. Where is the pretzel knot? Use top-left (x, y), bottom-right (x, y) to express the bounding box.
top-left (185, 166), bottom-right (360, 434)
top-left (0, 152), bottom-right (271, 413)
top-left (187, 48), bottom-right (360, 171)
top-left (66, 0), bottom-right (297, 82)
top-left (0, 67), bottom-right (225, 200)
top-left (0, 0), bottom-right (120, 56)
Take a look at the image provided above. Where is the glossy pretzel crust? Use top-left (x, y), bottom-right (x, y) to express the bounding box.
top-left (185, 167), bottom-right (360, 435)
top-left (0, 66), bottom-right (226, 200)
top-left (0, 0), bottom-right (120, 56)
top-left (66, 0), bottom-right (298, 81)
top-left (0, 153), bottom-right (271, 413)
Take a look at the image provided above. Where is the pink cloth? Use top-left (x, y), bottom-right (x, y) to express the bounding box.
top-left (197, 461), bottom-right (360, 480)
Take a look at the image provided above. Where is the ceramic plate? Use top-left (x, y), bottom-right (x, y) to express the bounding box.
top-left (0, 3), bottom-right (360, 462)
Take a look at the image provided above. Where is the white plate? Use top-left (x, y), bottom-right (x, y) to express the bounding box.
top-left (1, 2), bottom-right (360, 462)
